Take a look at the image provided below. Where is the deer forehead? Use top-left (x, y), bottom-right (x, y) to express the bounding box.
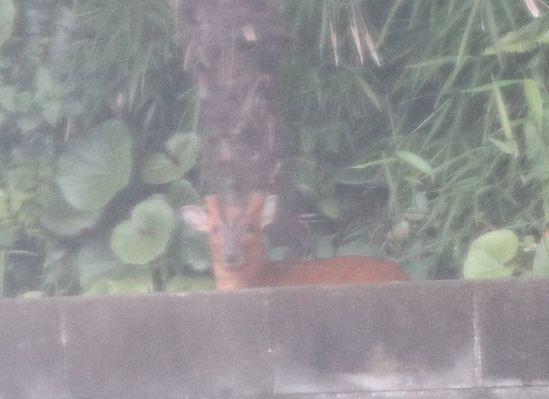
top-left (219, 205), bottom-right (258, 226)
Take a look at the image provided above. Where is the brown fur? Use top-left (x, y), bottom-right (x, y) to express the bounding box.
top-left (182, 193), bottom-right (409, 289)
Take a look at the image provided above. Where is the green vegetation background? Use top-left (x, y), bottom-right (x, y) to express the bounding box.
top-left (1, 0), bottom-right (549, 297)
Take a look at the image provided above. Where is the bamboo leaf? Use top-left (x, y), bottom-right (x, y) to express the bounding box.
top-left (396, 151), bottom-right (435, 179)
top-left (351, 157), bottom-right (397, 170)
top-left (0, 0), bottom-right (15, 48)
top-left (355, 74), bottom-right (380, 110)
top-left (489, 137), bottom-right (518, 157)
top-left (461, 79), bottom-right (524, 93)
top-left (523, 79), bottom-right (543, 126)
top-left (482, 0), bottom-right (502, 61)
top-left (491, 80), bottom-right (514, 142)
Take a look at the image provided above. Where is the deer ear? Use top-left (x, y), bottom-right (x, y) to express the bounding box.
top-left (261, 195), bottom-right (277, 229)
top-left (180, 206), bottom-right (209, 232)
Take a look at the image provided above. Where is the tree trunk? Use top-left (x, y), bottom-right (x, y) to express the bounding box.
top-left (173, 0), bottom-right (288, 198)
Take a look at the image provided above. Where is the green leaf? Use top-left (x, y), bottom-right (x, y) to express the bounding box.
top-left (140, 133), bottom-right (200, 184)
top-left (140, 153), bottom-right (179, 184)
top-left (166, 179), bottom-right (199, 208)
top-left (335, 240), bottom-right (378, 257)
top-left (17, 117), bottom-right (41, 132)
top-left (396, 151), bottom-right (435, 179)
top-left (0, 224), bottom-right (17, 247)
top-left (319, 197), bottom-right (341, 219)
top-left (179, 233), bottom-right (212, 272)
top-left (166, 133), bottom-right (200, 171)
top-left (111, 197), bottom-right (175, 265)
top-left (35, 68), bottom-right (65, 100)
top-left (355, 74), bottom-right (381, 110)
top-left (523, 79), bottom-right (543, 127)
top-left (0, 189), bottom-right (9, 218)
top-left (463, 249), bottom-right (514, 279)
top-left (489, 137), bottom-right (518, 157)
top-left (300, 126), bottom-right (317, 155)
top-left (335, 167), bottom-right (375, 185)
top-left (482, 0), bottom-right (501, 60)
top-left (532, 237), bottom-right (549, 276)
top-left (77, 241), bottom-right (124, 291)
top-left (470, 229), bottom-right (519, 261)
top-left (40, 191), bottom-right (101, 236)
top-left (463, 229), bottom-right (518, 279)
top-left (107, 277), bottom-right (153, 294)
top-left (461, 79), bottom-right (524, 94)
top-left (57, 119), bottom-right (133, 210)
top-left (0, 86), bottom-right (16, 111)
top-left (87, 276), bottom-right (153, 295)
top-left (492, 80), bottom-right (514, 142)
top-left (0, 0), bottom-right (15, 48)
top-left (14, 92), bottom-right (33, 112)
top-left (42, 100), bottom-right (62, 127)
top-left (340, 65), bottom-right (381, 110)
top-left (523, 122), bottom-right (545, 162)
top-left (316, 237), bottom-right (334, 259)
top-left (350, 157), bottom-right (397, 170)
top-left (165, 276), bottom-right (214, 292)
top-left (293, 157), bottom-right (319, 191)
top-left (483, 20), bottom-right (549, 55)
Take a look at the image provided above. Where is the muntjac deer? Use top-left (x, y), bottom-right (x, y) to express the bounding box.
top-left (181, 192), bottom-right (409, 289)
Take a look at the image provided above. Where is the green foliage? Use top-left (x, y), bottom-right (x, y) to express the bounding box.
top-left (87, 275), bottom-right (153, 295)
top-left (463, 229), bottom-right (518, 279)
top-left (0, 0), bottom-right (202, 297)
top-left (57, 119), bottom-right (133, 211)
top-left (140, 133), bottom-right (200, 185)
top-left (40, 191), bottom-right (101, 236)
top-left (165, 275), bottom-right (215, 292)
top-left (111, 197), bottom-right (175, 265)
top-left (77, 240), bottom-right (125, 291)
top-left (0, 0), bottom-right (14, 48)
top-left (166, 179), bottom-right (200, 209)
top-left (59, 0), bottom-right (176, 121)
top-left (4, 0), bottom-right (549, 296)
top-left (277, 0), bottom-right (549, 280)
top-left (532, 236), bottom-right (549, 276)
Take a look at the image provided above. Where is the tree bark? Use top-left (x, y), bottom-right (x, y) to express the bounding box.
top-left (173, 0), bottom-right (288, 199)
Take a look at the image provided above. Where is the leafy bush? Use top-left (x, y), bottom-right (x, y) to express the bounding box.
top-left (2, 0), bottom-right (549, 297)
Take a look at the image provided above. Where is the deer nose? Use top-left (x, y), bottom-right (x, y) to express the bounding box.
top-left (224, 252), bottom-right (241, 268)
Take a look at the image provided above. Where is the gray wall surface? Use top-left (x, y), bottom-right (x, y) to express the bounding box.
top-left (1, 278), bottom-right (548, 399)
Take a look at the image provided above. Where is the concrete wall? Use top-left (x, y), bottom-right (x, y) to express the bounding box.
top-left (1, 279), bottom-right (549, 398)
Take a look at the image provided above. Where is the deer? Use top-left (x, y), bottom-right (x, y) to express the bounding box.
top-left (181, 192), bottom-right (409, 289)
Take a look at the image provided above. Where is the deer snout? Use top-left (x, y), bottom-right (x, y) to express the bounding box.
top-left (223, 251), bottom-right (242, 268)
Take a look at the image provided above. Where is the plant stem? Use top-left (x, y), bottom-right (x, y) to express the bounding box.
top-left (151, 260), bottom-right (164, 292)
top-left (0, 251), bottom-right (5, 298)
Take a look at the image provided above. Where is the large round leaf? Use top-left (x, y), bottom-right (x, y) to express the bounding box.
top-left (111, 197), bottom-right (175, 264)
top-left (140, 133), bottom-right (200, 184)
top-left (40, 190), bottom-right (101, 236)
top-left (463, 229), bottom-right (518, 279)
top-left (57, 119), bottom-right (132, 211)
top-left (77, 240), bottom-right (125, 291)
top-left (0, 0), bottom-right (15, 48)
